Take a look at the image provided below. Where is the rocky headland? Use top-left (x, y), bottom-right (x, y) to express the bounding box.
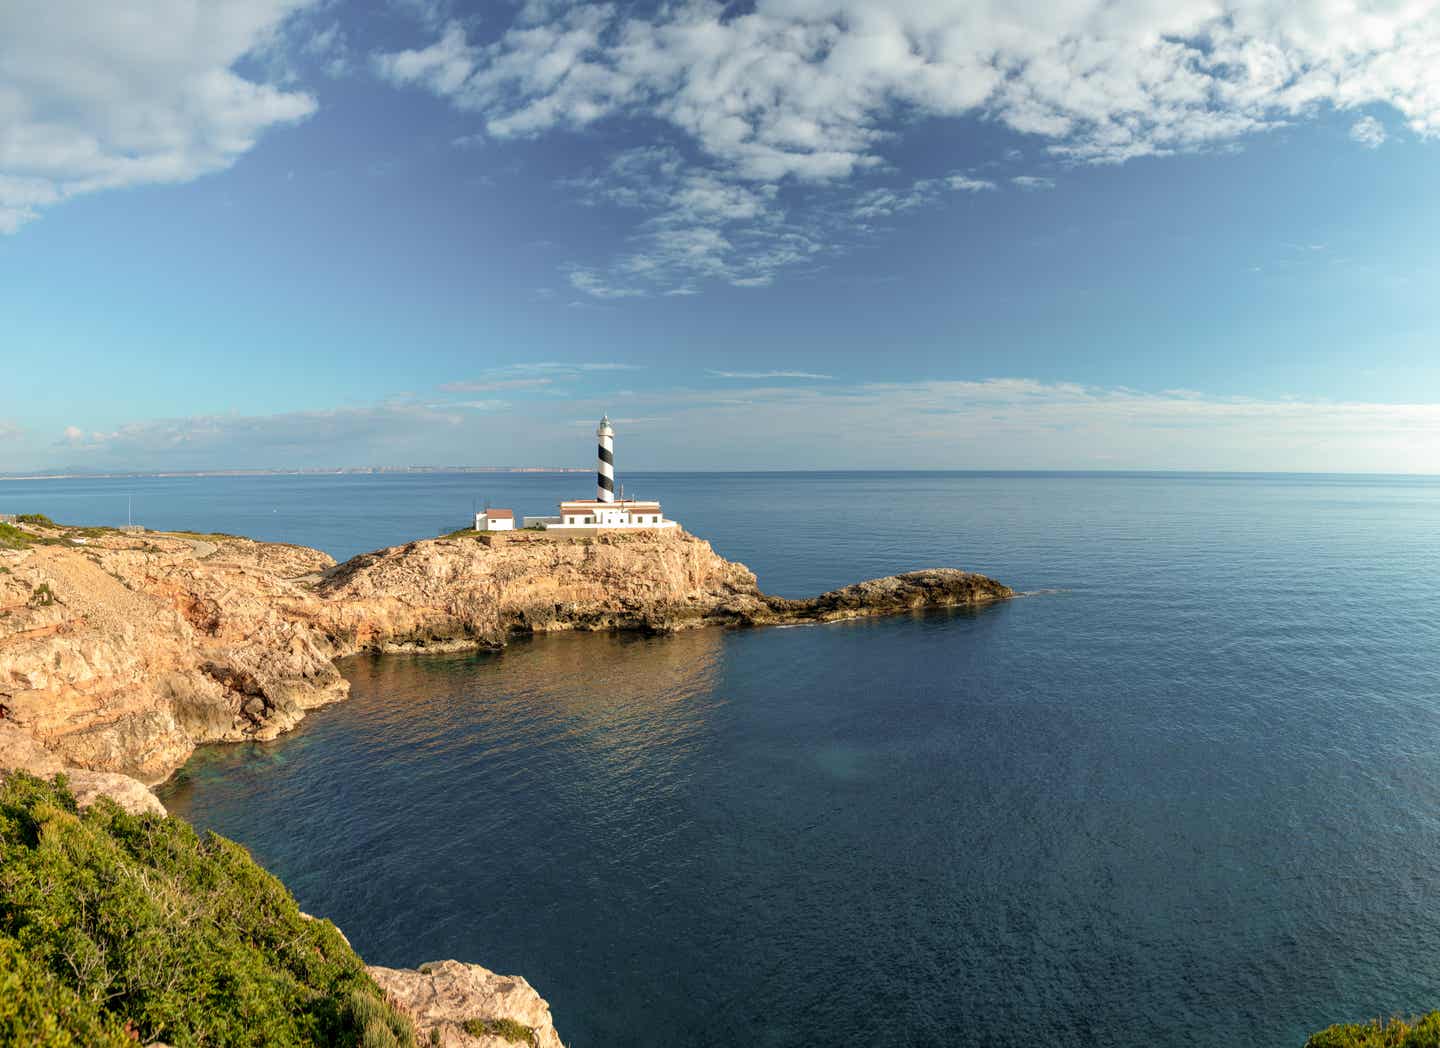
top-left (0, 518), bottom-right (1011, 790)
top-left (0, 515), bottom-right (1009, 1046)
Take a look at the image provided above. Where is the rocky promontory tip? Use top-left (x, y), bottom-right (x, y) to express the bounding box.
top-left (1, 518), bottom-right (1010, 792)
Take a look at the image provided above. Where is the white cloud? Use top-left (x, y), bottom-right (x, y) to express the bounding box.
top-left (302, 21), bottom-right (353, 78)
top-left (567, 267), bottom-right (648, 299)
top-left (441, 362), bottom-right (643, 394)
top-left (378, 0), bottom-right (1440, 295)
top-left (32, 379), bottom-right (1440, 474)
top-left (375, 2), bottom-right (1440, 179)
top-left (48, 401), bottom-right (472, 465)
top-left (441, 377), bottom-right (556, 393)
top-left (634, 377), bottom-right (1440, 473)
top-left (706, 369), bottom-right (835, 380)
top-left (946, 175), bottom-right (998, 193)
top-left (0, 0), bottom-right (319, 232)
top-left (1349, 114), bottom-right (1388, 148)
top-left (1011, 175), bottom-right (1056, 191)
top-left (557, 147), bottom-right (1008, 294)
top-left (509, 361), bottom-right (642, 372)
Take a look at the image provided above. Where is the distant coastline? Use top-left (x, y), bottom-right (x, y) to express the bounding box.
top-left (0, 466), bottom-right (593, 481)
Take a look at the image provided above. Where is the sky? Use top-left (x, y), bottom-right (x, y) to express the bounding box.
top-left (3, 0), bottom-right (1440, 474)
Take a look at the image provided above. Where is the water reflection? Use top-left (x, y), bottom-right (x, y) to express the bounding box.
top-left (337, 625), bottom-right (725, 761)
top-left (159, 628), bottom-right (730, 988)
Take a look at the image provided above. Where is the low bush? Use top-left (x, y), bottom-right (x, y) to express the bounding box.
top-left (0, 522), bottom-right (67, 550)
top-left (15, 513), bottom-right (56, 527)
top-left (0, 523), bottom-right (31, 550)
top-left (461, 1017), bottom-right (535, 1044)
top-left (1306, 1014), bottom-right (1440, 1047)
top-left (0, 772), bottom-right (415, 1047)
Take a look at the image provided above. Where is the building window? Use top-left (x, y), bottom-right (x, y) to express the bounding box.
top-left (586, 516), bottom-right (594, 524)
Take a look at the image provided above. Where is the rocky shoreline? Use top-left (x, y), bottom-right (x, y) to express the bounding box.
top-left (1, 517), bottom-right (1011, 1046)
top-left (1, 519), bottom-right (1012, 789)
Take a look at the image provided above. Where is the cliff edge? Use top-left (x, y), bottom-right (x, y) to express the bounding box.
top-left (1, 519), bottom-right (1010, 791)
top-left (0, 517), bottom-right (1008, 1048)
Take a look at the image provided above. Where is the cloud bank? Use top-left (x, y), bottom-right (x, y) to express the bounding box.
top-left (14, 378), bottom-right (1440, 476)
top-left (0, 0), bottom-right (319, 233)
top-left (376, 0), bottom-right (1440, 294)
top-left (378, 1), bottom-right (1440, 173)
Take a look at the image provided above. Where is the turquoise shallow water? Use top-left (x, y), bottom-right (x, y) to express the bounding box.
top-left (10, 471), bottom-right (1440, 1046)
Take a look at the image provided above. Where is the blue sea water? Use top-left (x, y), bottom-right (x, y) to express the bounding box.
top-left (8, 470), bottom-right (1440, 1046)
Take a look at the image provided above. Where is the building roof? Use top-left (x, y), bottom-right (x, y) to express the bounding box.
top-left (560, 499), bottom-right (661, 509)
top-left (482, 508), bottom-right (514, 518)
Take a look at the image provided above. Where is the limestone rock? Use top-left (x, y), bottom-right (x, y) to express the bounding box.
top-left (0, 526), bottom-right (346, 784)
top-left (62, 768), bottom-right (167, 816)
top-left (0, 722), bottom-right (165, 815)
top-left (368, 960), bottom-right (565, 1048)
top-left (1, 520), bottom-right (1010, 786)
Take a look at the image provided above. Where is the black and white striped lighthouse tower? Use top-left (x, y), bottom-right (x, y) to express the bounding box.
top-left (596, 415), bottom-right (616, 503)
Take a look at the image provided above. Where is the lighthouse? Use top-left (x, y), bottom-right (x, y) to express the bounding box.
top-left (520, 416), bottom-right (678, 530)
top-left (597, 415), bottom-right (616, 503)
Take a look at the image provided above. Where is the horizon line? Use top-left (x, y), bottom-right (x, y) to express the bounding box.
top-left (6, 467), bottom-right (1440, 482)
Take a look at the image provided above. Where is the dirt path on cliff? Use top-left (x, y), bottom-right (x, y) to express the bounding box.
top-left (166, 536), bottom-right (218, 559)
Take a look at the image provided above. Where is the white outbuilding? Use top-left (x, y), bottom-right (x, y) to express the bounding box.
top-left (474, 508), bottom-right (515, 532)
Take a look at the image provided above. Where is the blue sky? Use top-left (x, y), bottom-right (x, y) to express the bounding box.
top-left (3, 0), bottom-right (1440, 473)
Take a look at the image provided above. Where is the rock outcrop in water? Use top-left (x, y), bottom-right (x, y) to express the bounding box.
top-left (1, 520), bottom-right (1010, 792)
top-left (367, 960), bottom-right (566, 1048)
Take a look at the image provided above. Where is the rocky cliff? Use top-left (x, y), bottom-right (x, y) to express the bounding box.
top-left (1, 517), bottom-right (1009, 1048)
top-left (0, 528), bottom-right (344, 785)
top-left (1, 520), bottom-right (1010, 791)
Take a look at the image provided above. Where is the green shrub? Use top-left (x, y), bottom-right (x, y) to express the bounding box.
top-left (0, 934), bottom-right (131, 1046)
top-left (0, 523), bottom-right (31, 550)
top-left (1306, 1013), bottom-right (1440, 1047)
top-left (0, 522), bottom-right (67, 550)
top-left (0, 772), bottom-right (415, 1047)
top-left (441, 527), bottom-right (483, 540)
top-left (461, 1017), bottom-right (535, 1044)
top-left (65, 526), bottom-right (117, 539)
top-left (28, 582), bottom-right (55, 607)
top-left (16, 513), bottom-right (56, 527)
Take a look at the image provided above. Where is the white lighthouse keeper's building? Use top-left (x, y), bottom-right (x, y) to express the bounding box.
top-left (473, 508), bottom-right (515, 531)
top-left (523, 416), bottom-right (678, 531)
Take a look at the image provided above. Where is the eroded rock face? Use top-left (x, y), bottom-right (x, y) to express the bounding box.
top-left (1, 522), bottom-right (1010, 788)
top-left (0, 722), bottom-right (165, 815)
top-left (368, 960), bottom-right (565, 1048)
top-left (0, 529), bottom-right (346, 784)
top-left (316, 529), bottom-right (765, 650)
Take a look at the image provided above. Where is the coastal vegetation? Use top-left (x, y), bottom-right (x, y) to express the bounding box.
top-left (0, 516), bottom-right (114, 550)
top-left (0, 522), bottom-right (61, 550)
top-left (0, 772), bottom-right (415, 1047)
top-left (463, 1017), bottom-right (536, 1043)
top-left (1305, 1015), bottom-right (1440, 1047)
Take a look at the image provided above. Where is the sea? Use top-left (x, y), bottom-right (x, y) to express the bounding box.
top-left (6, 470), bottom-right (1440, 1047)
